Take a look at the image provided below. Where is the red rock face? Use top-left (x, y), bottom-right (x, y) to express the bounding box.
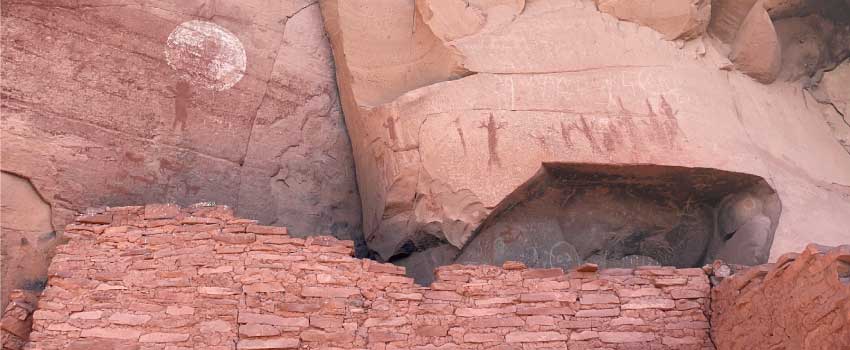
top-left (0, 173), bottom-right (56, 312)
top-left (0, 290), bottom-right (37, 350)
top-left (0, 0), bottom-right (361, 305)
top-left (711, 244), bottom-right (850, 350)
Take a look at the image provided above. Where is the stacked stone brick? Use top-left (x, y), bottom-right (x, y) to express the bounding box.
top-left (23, 204), bottom-right (713, 349)
top-left (1, 290), bottom-right (37, 350)
top-left (711, 244), bottom-right (850, 350)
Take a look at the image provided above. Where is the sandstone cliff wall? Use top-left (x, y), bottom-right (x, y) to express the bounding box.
top-left (1, 0), bottom-right (362, 309)
top-left (23, 205), bottom-right (713, 349)
top-left (318, 0), bottom-right (850, 278)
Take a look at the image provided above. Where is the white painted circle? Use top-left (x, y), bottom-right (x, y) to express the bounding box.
top-left (165, 20), bottom-right (247, 91)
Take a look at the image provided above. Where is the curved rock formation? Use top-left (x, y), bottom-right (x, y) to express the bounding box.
top-left (0, 172), bottom-right (57, 312)
top-left (319, 0), bottom-right (850, 282)
top-left (729, 2), bottom-right (782, 83)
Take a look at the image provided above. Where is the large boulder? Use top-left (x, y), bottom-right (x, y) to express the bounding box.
top-left (773, 14), bottom-right (850, 82)
top-left (320, 0), bottom-right (850, 282)
top-left (595, 0), bottom-right (711, 40)
top-left (729, 2), bottom-right (782, 83)
top-left (708, 0), bottom-right (761, 44)
top-left (774, 15), bottom-right (832, 81)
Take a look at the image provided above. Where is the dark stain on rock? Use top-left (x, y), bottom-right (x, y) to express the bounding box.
top-left (173, 80), bottom-right (191, 131)
top-left (578, 115), bottom-right (602, 153)
top-left (659, 95), bottom-right (683, 148)
top-left (559, 121), bottom-right (573, 148)
top-left (559, 115), bottom-right (602, 153)
top-left (645, 98), bottom-right (657, 117)
top-left (559, 96), bottom-right (684, 154)
top-left (660, 95), bottom-right (677, 118)
top-left (454, 117), bottom-right (467, 154)
top-left (124, 151), bottom-right (145, 163)
top-left (602, 122), bottom-right (623, 153)
top-left (383, 116), bottom-right (398, 143)
top-left (479, 113), bottom-right (505, 167)
top-left (22, 278), bottom-right (47, 292)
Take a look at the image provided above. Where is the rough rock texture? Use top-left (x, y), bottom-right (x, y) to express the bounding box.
top-left (708, 0), bottom-right (761, 44)
top-left (595, 0), bottom-right (711, 40)
top-left (0, 173), bottom-right (57, 312)
top-left (1, 290), bottom-right (37, 350)
top-left (711, 244), bottom-right (850, 350)
top-left (320, 0), bottom-right (850, 280)
top-left (709, 0), bottom-right (850, 82)
top-left (774, 14), bottom-right (850, 82)
top-left (24, 205), bottom-right (714, 350)
top-left (1, 0), bottom-right (361, 306)
top-left (765, 0), bottom-right (850, 20)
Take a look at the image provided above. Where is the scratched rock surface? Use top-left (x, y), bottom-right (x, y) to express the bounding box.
top-left (320, 0), bottom-right (850, 282)
top-left (0, 0), bottom-right (362, 292)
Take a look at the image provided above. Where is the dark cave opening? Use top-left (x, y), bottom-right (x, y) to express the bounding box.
top-left (455, 163), bottom-right (782, 273)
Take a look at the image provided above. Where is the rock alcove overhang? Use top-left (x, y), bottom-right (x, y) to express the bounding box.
top-left (395, 163), bottom-right (782, 285)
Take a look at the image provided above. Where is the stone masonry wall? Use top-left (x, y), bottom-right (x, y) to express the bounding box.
top-left (24, 204), bottom-right (713, 350)
top-left (1, 290), bottom-right (37, 350)
top-left (711, 244), bottom-right (850, 350)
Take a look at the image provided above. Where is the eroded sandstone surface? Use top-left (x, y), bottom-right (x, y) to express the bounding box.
top-left (0, 173), bottom-right (56, 311)
top-left (319, 0), bottom-right (850, 282)
top-left (711, 244), bottom-right (850, 350)
top-left (1, 0), bottom-right (362, 303)
top-left (0, 290), bottom-right (37, 350)
top-left (813, 60), bottom-right (850, 153)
